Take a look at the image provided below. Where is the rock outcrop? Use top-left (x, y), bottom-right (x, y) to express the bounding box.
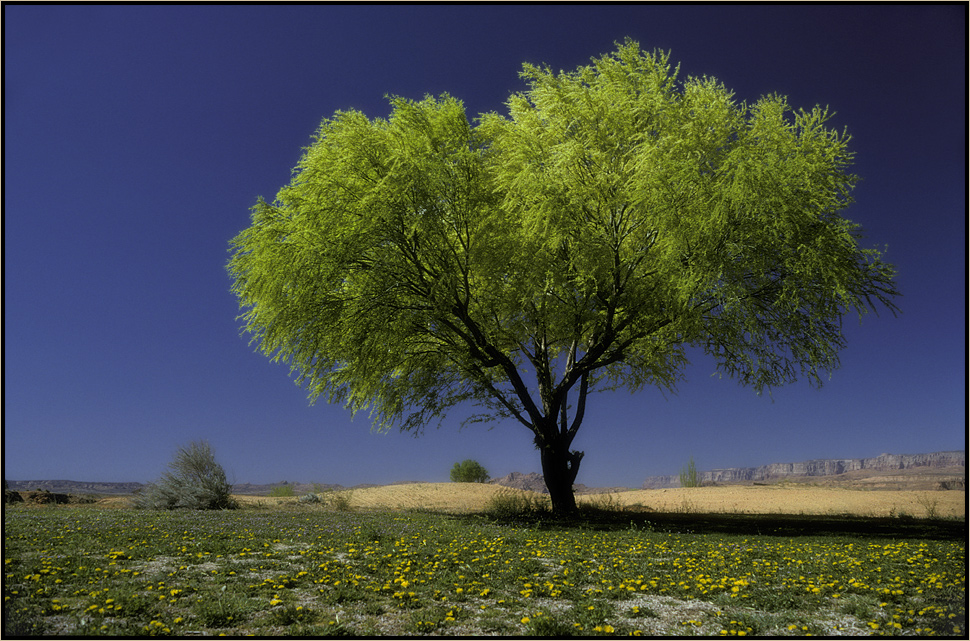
top-left (642, 451), bottom-right (965, 489)
top-left (489, 472), bottom-right (549, 493)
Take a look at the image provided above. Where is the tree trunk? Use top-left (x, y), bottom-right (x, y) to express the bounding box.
top-left (540, 439), bottom-right (584, 515)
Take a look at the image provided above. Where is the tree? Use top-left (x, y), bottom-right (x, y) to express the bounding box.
top-left (228, 40), bottom-right (899, 514)
top-left (134, 440), bottom-right (237, 510)
top-left (450, 459), bottom-right (490, 483)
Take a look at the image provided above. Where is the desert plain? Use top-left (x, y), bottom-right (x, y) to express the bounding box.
top-left (227, 480), bottom-right (965, 519)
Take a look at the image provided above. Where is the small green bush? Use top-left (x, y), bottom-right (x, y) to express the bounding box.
top-left (269, 484), bottom-right (296, 497)
top-left (133, 440), bottom-right (237, 510)
top-left (450, 459), bottom-right (490, 483)
top-left (679, 456), bottom-right (700, 488)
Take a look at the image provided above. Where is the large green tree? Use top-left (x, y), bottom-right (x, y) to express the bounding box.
top-left (228, 41), bottom-right (899, 514)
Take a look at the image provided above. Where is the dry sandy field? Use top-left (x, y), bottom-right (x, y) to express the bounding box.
top-left (233, 482), bottom-right (965, 518)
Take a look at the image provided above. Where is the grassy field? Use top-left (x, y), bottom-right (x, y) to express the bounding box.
top-left (4, 486), bottom-right (965, 637)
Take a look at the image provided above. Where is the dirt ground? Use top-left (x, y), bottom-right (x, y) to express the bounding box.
top-left (231, 483), bottom-right (509, 512)
top-left (227, 482), bottom-right (965, 518)
top-left (604, 485), bottom-right (965, 518)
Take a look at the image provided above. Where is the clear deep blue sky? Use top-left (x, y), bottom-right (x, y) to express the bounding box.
top-left (4, 4), bottom-right (966, 488)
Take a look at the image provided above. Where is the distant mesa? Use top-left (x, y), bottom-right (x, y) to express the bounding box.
top-left (5, 480), bottom-right (145, 495)
top-left (488, 471), bottom-right (549, 494)
top-left (641, 450), bottom-right (966, 489)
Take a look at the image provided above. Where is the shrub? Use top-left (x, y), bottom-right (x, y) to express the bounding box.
top-left (915, 492), bottom-right (940, 518)
top-left (679, 456), bottom-right (700, 488)
top-left (308, 489), bottom-right (354, 511)
top-left (133, 440), bottom-right (237, 510)
top-left (450, 459), bottom-right (490, 483)
top-left (326, 490), bottom-right (353, 511)
top-left (269, 484), bottom-right (296, 497)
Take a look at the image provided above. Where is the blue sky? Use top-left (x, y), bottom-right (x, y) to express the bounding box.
top-left (4, 4), bottom-right (965, 488)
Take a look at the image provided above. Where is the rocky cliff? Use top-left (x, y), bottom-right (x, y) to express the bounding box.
top-left (489, 471), bottom-right (549, 493)
top-left (641, 450), bottom-right (966, 489)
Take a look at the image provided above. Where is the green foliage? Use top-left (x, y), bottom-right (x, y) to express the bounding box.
top-left (524, 612), bottom-right (577, 636)
top-left (269, 484), bottom-right (296, 497)
top-left (3, 602), bottom-right (49, 637)
top-left (571, 599), bottom-right (616, 629)
top-left (269, 603), bottom-right (314, 626)
top-left (133, 441), bottom-right (237, 510)
top-left (228, 39), bottom-right (899, 513)
top-left (679, 456), bottom-right (700, 488)
top-left (193, 588), bottom-right (258, 628)
top-left (450, 459), bottom-right (490, 483)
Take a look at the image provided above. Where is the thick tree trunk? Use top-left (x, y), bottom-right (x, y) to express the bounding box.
top-left (540, 440), bottom-right (584, 515)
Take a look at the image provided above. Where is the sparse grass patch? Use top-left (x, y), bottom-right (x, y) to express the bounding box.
top-left (523, 610), bottom-right (579, 636)
top-left (571, 598), bottom-right (617, 631)
top-left (578, 491), bottom-right (625, 514)
top-left (268, 602), bottom-right (315, 626)
top-left (192, 592), bottom-right (251, 628)
top-left (482, 487), bottom-right (550, 520)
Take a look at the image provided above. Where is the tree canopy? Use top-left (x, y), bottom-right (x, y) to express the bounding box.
top-left (228, 40), bottom-right (899, 513)
top-left (450, 459), bottom-right (490, 484)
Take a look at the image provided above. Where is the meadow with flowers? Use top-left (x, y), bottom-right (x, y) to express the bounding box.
top-left (4, 499), bottom-right (965, 637)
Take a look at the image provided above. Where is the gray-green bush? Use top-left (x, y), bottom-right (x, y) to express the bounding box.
top-left (133, 440), bottom-right (237, 510)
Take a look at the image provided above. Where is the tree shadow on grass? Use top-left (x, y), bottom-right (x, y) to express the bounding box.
top-left (460, 509), bottom-right (966, 541)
